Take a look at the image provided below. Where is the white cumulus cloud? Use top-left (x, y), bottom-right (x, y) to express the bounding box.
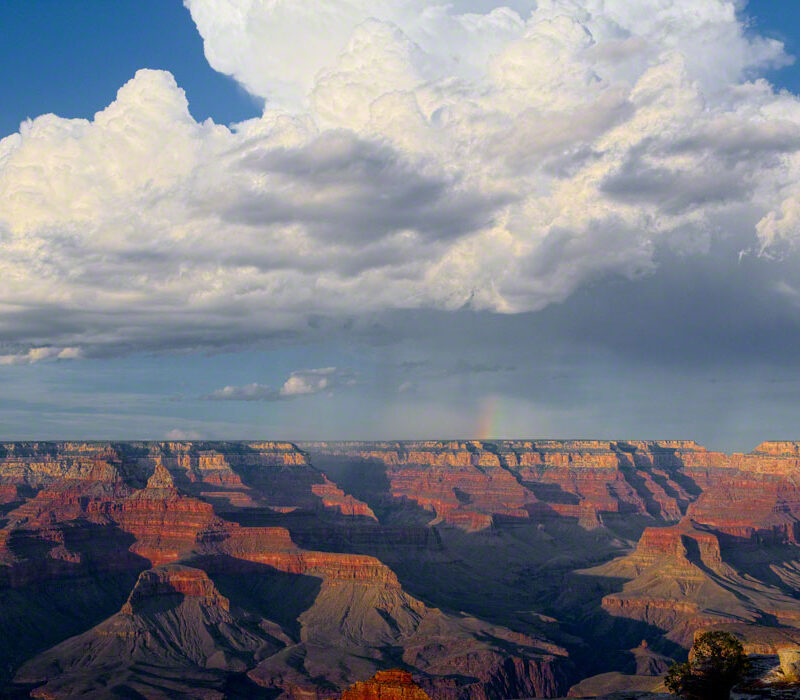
top-left (1, 1), bottom-right (800, 359)
top-left (164, 428), bottom-right (204, 440)
top-left (0, 346), bottom-right (83, 366)
top-left (205, 367), bottom-right (356, 401)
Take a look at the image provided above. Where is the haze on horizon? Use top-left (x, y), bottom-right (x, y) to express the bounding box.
top-left (2, 0), bottom-right (800, 452)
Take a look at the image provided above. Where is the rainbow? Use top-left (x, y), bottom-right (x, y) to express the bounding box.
top-left (475, 395), bottom-right (499, 440)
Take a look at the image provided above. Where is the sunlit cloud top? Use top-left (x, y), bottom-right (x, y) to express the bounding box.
top-left (1, 0), bottom-right (800, 365)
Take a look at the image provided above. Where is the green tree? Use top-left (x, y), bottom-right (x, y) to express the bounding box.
top-left (664, 631), bottom-right (750, 700)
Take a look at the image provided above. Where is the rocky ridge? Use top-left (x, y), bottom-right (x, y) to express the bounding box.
top-left (1, 439), bottom-right (799, 698)
top-left (340, 670), bottom-right (431, 700)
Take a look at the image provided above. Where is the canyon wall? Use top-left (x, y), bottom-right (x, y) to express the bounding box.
top-left (1, 439), bottom-right (799, 698)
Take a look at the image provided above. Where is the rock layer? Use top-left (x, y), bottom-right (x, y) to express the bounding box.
top-left (341, 670), bottom-right (431, 700)
top-left (2, 439), bottom-right (800, 698)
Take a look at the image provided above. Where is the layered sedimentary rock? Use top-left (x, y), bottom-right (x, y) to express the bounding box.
top-left (341, 670), bottom-right (431, 700)
top-left (306, 440), bottom-right (800, 683)
top-left (305, 440), bottom-right (708, 531)
top-left (15, 540), bottom-right (570, 698)
top-left (3, 439), bottom-right (800, 698)
top-left (16, 564), bottom-right (290, 699)
top-left (0, 442), bottom-right (573, 698)
top-left (0, 442), bottom-right (377, 576)
top-left (127, 441), bottom-right (377, 519)
top-left (314, 440), bottom-right (533, 530)
top-left (586, 518), bottom-right (800, 647)
top-left (305, 439), bottom-right (800, 537)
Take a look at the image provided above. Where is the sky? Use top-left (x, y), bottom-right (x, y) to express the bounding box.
top-left (2, 0), bottom-right (800, 451)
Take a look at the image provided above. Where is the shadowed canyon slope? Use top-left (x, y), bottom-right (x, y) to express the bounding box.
top-left (0, 439), bottom-right (799, 698)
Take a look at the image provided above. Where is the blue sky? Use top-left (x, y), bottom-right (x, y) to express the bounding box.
top-left (3, 1), bottom-right (800, 450)
top-left (0, 1), bottom-right (260, 135)
top-left (3, 1), bottom-right (799, 133)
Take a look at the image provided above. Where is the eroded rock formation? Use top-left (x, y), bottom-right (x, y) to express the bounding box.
top-left (340, 670), bottom-right (431, 700)
top-left (1, 439), bottom-right (800, 698)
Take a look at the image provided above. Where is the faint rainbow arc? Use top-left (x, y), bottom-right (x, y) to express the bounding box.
top-left (475, 395), bottom-right (499, 440)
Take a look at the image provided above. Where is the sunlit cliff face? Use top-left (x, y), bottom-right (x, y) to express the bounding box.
top-left (3, 437), bottom-right (800, 696)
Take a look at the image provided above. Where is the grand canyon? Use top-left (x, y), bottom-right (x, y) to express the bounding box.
top-left (1, 439), bottom-right (799, 698)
